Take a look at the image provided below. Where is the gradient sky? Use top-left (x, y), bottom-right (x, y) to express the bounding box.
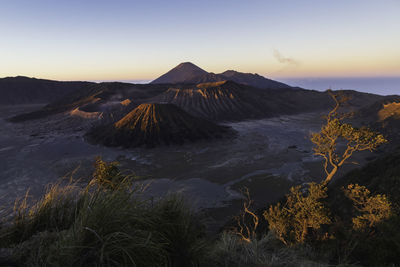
top-left (1, 0), bottom-right (399, 81)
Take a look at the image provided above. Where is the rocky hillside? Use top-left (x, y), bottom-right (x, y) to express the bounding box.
top-left (151, 80), bottom-right (339, 121)
top-left (151, 62), bottom-right (290, 89)
top-left (152, 81), bottom-right (270, 121)
top-left (85, 103), bottom-right (233, 148)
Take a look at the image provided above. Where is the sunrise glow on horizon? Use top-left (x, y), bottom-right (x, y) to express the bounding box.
top-left (1, 0), bottom-right (399, 82)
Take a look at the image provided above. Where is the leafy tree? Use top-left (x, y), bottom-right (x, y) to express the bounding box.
top-left (263, 183), bottom-right (331, 245)
top-left (344, 183), bottom-right (391, 230)
top-left (311, 91), bottom-right (387, 184)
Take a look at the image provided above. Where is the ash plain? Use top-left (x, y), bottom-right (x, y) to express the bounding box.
top-left (0, 105), bottom-right (367, 227)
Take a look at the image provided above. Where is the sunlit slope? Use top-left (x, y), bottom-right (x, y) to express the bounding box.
top-left (356, 96), bottom-right (400, 143)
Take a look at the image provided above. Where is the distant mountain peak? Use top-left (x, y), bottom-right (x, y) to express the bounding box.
top-left (175, 62), bottom-right (202, 69)
top-left (150, 62), bottom-right (208, 84)
top-left (151, 63), bottom-right (291, 89)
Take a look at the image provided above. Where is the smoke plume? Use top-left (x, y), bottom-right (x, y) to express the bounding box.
top-left (273, 49), bottom-right (299, 66)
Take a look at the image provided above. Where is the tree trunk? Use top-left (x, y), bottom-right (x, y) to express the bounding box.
top-left (300, 221), bottom-right (308, 243)
top-left (324, 166), bottom-right (338, 184)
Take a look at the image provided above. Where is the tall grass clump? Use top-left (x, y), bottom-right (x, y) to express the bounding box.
top-left (2, 181), bottom-right (79, 246)
top-left (151, 195), bottom-right (208, 267)
top-left (0, 158), bottom-right (207, 267)
top-left (210, 232), bottom-right (333, 267)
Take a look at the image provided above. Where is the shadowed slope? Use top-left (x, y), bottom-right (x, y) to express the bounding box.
top-left (86, 103), bottom-right (233, 148)
top-left (0, 76), bottom-right (92, 105)
top-left (220, 70), bottom-right (289, 89)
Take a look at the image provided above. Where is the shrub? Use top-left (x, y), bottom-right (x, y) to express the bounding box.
top-left (343, 184), bottom-right (391, 231)
top-left (90, 156), bottom-right (133, 190)
top-left (232, 188), bottom-right (259, 243)
top-left (264, 183), bottom-right (331, 245)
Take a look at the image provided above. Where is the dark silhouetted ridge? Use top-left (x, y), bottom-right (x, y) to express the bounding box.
top-left (0, 76), bottom-right (92, 104)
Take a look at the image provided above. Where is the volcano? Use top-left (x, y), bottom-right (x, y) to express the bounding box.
top-left (150, 62), bottom-right (290, 89)
top-left (85, 103), bottom-right (232, 148)
top-left (150, 62), bottom-right (209, 84)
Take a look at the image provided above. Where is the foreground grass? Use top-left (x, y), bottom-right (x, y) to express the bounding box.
top-left (0, 171), bottom-right (207, 266)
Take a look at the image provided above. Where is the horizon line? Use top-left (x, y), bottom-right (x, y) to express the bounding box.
top-left (3, 74), bottom-right (400, 83)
